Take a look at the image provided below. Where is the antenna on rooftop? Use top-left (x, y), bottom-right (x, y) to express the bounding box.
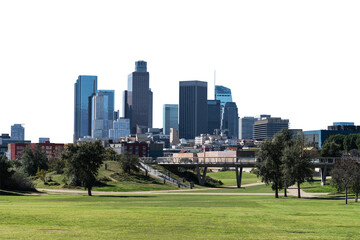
top-left (214, 69), bottom-right (216, 99)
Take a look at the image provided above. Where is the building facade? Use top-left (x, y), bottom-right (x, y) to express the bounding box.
top-left (221, 102), bottom-right (239, 139)
top-left (163, 104), bottom-right (178, 135)
top-left (124, 61), bottom-right (153, 134)
top-left (109, 118), bottom-right (131, 141)
top-left (207, 100), bottom-right (221, 135)
top-left (215, 85), bottom-right (232, 106)
top-left (179, 81), bottom-right (208, 139)
top-left (11, 124), bottom-right (24, 141)
top-left (253, 117), bottom-right (289, 140)
top-left (91, 90), bottom-right (115, 139)
top-left (74, 75), bottom-right (98, 142)
top-left (239, 116), bottom-right (256, 139)
top-left (8, 142), bottom-right (65, 160)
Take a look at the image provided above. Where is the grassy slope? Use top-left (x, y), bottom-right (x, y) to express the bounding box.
top-left (207, 170), bottom-right (261, 186)
top-left (1, 194), bottom-right (360, 239)
top-left (34, 161), bottom-right (178, 192)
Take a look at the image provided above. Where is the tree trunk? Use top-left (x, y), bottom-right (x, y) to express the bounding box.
top-left (297, 182), bottom-right (301, 198)
top-left (345, 187), bottom-right (348, 205)
top-left (284, 187), bottom-right (287, 197)
top-left (88, 187), bottom-right (92, 196)
top-left (275, 184), bottom-right (279, 198)
top-left (356, 193), bottom-right (358, 203)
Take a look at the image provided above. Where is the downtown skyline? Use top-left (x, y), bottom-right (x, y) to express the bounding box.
top-left (1, 1), bottom-right (360, 143)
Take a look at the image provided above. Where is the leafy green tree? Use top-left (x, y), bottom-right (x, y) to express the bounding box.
top-left (321, 141), bottom-right (342, 157)
top-left (331, 158), bottom-right (359, 204)
top-left (119, 152), bottom-right (140, 174)
top-left (343, 134), bottom-right (360, 153)
top-left (62, 141), bottom-right (105, 196)
top-left (22, 145), bottom-right (48, 176)
top-left (104, 147), bottom-right (119, 161)
top-left (325, 135), bottom-right (345, 151)
top-left (0, 156), bottom-right (14, 190)
top-left (281, 136), bottom-right (313, 198)
top-left (351, 168), bottom-right (360, 203)
top-left (257, 129), bottom-right (292, 198)
top-left (36, 169), bottom-right (48, 184)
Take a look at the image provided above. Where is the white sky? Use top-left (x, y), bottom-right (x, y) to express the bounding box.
top-left (1, 0), bottom-right (360, 143)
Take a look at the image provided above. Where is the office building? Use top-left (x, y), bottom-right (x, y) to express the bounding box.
top-left (253, 117), bottom-right (289, 140)
top-left (74, 75), bottom-right (98, 142)
top-left (215, 85), bottom-right (232, 107)
top-left (91, 90), bottom-right (115, 139)
top-left (221, 102), bottom-right (239, 139)
top-left (123, 60), bottom-right (153, 134)
top-left (8, 142), bottom-right (65, 160)
top-left (239, 117), bottom-right (256, 139)
top-left (207, 100), bottom-right (221, 135)
top-left (109, 118), bottom-right (130, 141)
top-left (179, 81), bottom-right (208, 139)
top-left (11, 124), bottom-right (24, 141)
top-left (39, 138), bottom-right (50, 143)
top-left (163, 104), bottom-right (178, 135)
top-left (170, 128), bottom-right (180, 145)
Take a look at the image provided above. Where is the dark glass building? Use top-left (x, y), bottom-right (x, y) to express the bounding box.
top-left (239, 116), bottom-right (256, 139)
top-left (179, 81), bottom-right (208, 139)
top-left (124, 61), bottom-right (153, 134)
top-left (163, 104), bottom-right (178, 135)
top-left (207, 100), bottom-right (221, 135)
top-left (11, 124), bottom-right (24, 141)
top-left (91, 90), bottom-right (115, 139)
top-left (74, 75), bottom-right (98, 142)
top-left (221, 102), bottom-right (239, 139)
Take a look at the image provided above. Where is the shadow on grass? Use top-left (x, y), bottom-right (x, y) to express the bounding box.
top-left (97, 195), bottom-right (154, 198)
top-left (0, 189), bottom-right (41, 196)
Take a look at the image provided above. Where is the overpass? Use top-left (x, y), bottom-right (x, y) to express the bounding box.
top-left (141, 157), bottom-right (339, 187)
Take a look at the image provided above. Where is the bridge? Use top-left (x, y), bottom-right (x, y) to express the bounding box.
top-left (142, 157), bottom-right (339, 187)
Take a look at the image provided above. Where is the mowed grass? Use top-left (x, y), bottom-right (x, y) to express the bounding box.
top-left (1, 194), bottom-right (360, 239)
top-left (207, 170), bottom-right (261, 186)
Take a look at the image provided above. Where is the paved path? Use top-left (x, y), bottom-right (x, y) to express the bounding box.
top-left (286, 185), bottom-right (329, 198)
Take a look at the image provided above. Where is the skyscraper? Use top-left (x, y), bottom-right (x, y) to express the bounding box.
top-left (11, 124), bottom-right (24, 141)
top-left (179, 81), bottom-right (208, 139)
top-left (253, 117), bottom-right (289, 140)
top-left (207, 100), bottom-right (221, 135)
top-left (239, 116), bottom-right (256, 139)
top-left (221, 102), bottom-right (239, 139)
top-left (91, 90), bottom-right (115, 139)
top-left (215, 85), bottom-right (232, 107)
top-left (109, 118), bottom-right (130, 140)
top-left (74, 75), bottom-right (98, 142)
top-left (163, 104), bottom-right (178, 135)
top-left (124, 61), bottom-right (153, 134)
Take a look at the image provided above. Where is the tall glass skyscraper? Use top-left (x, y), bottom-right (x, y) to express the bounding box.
top-left (221, 102), bottom-right (239, 139)
top-left (11, 124), bottom-right (24, 141)
top-left (124, 61), bottom-right (153, 134)
top-left (215, 85), bottom-right (232, 107)
top-left (163, 104), bottom-right (178, 135)
top-left (207, 100), bottom-right (221, 135)
top-left (91, 90), bottom-right (115, 139)
top-left (74, 75), bottom-right (98, 142)
top-left (179, 81), bottom-right (208, 139)
top-left (109, 118), bottom-right (130, 140)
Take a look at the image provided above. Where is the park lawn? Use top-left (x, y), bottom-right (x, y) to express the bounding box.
top-left (1, 194), bottom-right (360, 239)
top-left (207, 170), bottom-right (261, 186)
top-left (186, 183), bottom-right (274, 193)
top-left (301, 181), bottom-right (337, 194)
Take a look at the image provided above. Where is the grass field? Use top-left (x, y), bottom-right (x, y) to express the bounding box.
top-left (207, 170), bottom-right (261, 186)
top-left (1, 194), bottom-right (360, 239)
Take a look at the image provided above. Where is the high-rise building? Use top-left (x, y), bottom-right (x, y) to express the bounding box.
top-left (74, 75), bottom-right (98, 142)
top-left (215, 85), bottom-right (232, 107)
top-left (39, 138), bottom-right (50, 143)
top-left (170, 128), bottom-right (180, 145)
top-left (91, 90), bottom-right (115, 139)
top-left (124, 61), bottom-right (153, 134)
top-left (109, 118), bottom-right (130, 141)
top-left (207, 100), bottom-right (221, 135)
top-left (179, 81), bottom-right (208, 139)
top-left (221, 102), bottom-right (239, 139)
top-left (11, 124), bottom-right (24, 141)
top-left (239, 116), bottom-right (256, 139)
top-left (163, 104), bottom-right (178, 135)
top-left (253, 117), bottom-right (289, 140)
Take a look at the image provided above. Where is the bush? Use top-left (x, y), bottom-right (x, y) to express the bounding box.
top-left (48, 158), bottom-right (65, 174)
top-left (6, 172), bottom-right (35, 191)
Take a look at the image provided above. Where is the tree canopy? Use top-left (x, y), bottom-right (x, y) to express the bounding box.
top-left (119, 152), bottom-right (140, 174)
top-left (62, 141), bottom-right (105, 196)
top-left (22, 145), bottom-right (48, 176)
top-left (0, 156), bottom-right (14, 190)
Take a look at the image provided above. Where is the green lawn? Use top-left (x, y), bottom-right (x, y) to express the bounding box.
top-left (1, 194), bottom-right (360, 239)
top-left (187, 183), bottom-right (274, 193)
top-left (207, 170), bottom-right (261, 186)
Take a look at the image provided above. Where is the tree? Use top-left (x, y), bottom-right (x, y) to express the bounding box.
top-left (62, 141), bottom-right (105, 196)
top-left (343, 134), bottom-right (360, 153)
top-left (281, 136), bottom-right (313, 198)
top-left (22, 145), bottom-right (48, 176)
top-left (351, 168), bottom-right (360, 203)
top-left (257, 129), bottom-right (292, 198)
top-left (119, 152), bottom-right (140, 174)
top-left (321, 141), bottom-right (342, 157)
top-left (104, 147), bottom-right (119, 162)
top-left (331, 158), bottom-right (359, 204)
top-left (0, 156), bottom-right (14, 190)
top-left (325, 135), bottom-right (345, 151)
